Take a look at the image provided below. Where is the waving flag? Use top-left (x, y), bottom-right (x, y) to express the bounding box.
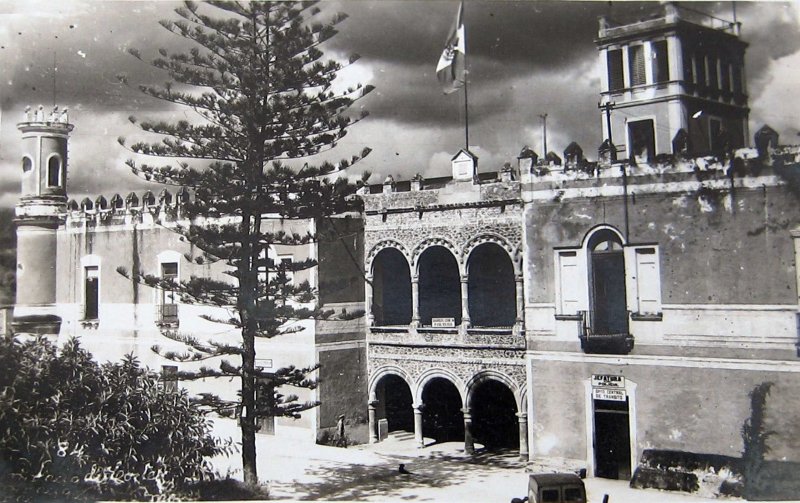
top-left (436, 2), bottom-right (465, 94)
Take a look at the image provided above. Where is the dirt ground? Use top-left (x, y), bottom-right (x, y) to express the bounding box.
top-left (208, 419), bottom-right (799, 502)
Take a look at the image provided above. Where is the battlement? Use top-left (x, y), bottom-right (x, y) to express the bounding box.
top-left (18, 105), bottom-right (72, 129)
top-left (65, 187), bottom-right (191, 226)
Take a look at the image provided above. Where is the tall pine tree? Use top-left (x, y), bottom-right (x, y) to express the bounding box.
top-left (117, 1), bottom-right (372, 486)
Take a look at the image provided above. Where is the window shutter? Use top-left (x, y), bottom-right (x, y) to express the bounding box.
top-left (607, 49), bottom-right (624, 91)
top-left (651, 40), bottom-right (669, 83)
top-left (558, 251), bottom-right (579, 315)
top-left (634, 247), bottom-right (661, 314)
top-left (629, 45), bottom-right (646, 86)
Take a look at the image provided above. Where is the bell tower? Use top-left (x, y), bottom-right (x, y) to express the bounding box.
top-left (13, 105), bottom-right (73, 335)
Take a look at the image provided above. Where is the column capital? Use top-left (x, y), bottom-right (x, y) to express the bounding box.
top-left (460, 407), bottom-right (472, 420)
top-left (368, 400), bottom-right (379, 408)
top-left (460, 275), bottom-right (469, 283)
top-left (411, 275), bottom-right (419, 283)
top-left (516, 411), bottom-right (528, 420)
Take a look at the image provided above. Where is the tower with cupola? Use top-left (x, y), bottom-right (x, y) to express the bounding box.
top-left (12, 105), bottom-right (73, 334)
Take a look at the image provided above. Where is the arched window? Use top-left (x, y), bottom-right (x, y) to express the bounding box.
top-left (47, 155), bottom-right (62, 187)
top-left (22, 157), bottom-right (33, 173)
top-left (587, 229), bottom-right (627, 335)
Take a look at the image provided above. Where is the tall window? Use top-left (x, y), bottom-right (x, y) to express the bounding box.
top-left (708, 55), bottom-right (719, 90)
top-left (607, 49), bottom-right (624, 91)
top-left (628, 45), bottom-right (646, 86)
top-left (160, 261), bottom-right (179, 322)
top-left (651, 40), bottom-right (669, 83)
top-left (47, 156), bottom-right (61, 187)
top-left (84, 266), bottom-right (99, 320)
top-left (628, 119), bottom-right (656, 161)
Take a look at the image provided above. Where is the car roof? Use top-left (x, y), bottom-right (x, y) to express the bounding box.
top-left (528, 473), bottom-right (583, 487)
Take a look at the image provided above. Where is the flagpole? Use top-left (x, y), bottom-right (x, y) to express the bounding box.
top-left (463, 2), bottom-right (469, 151)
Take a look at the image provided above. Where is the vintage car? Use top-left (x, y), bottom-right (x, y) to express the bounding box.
top-left (526, 472), bottom-right (586, 503)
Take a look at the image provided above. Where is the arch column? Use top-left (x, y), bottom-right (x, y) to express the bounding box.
top-left (460, 275), bottom-right (471, 328)
top-left (413, 403), bottom-right (424, 448)
top-left (411, 275), bottom-right (420, 327)
top-left (368, 398), bottom-right (379, 443)
top-left (462, 407), bottom-right (475, 454)
top-left (515, 273), bottom-right (525, 330)
top-left (517, 411), bottom-right (529, 459)
top-left (365, 274), bottom-right (374, 326)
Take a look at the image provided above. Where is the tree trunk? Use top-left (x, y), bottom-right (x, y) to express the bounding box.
top-left (241, 325), bottom-right (258, 486)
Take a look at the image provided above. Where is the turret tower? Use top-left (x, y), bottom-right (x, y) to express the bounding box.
top-left (596, 2), bottom-right (749, 161)
top-left (12, 105), bottom-right (73, 335)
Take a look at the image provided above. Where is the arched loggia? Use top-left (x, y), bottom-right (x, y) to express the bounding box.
top-left (467, 243), bottom-right (516, 327)
top-left (421, 377), bottom-right (464, 444)
top-left (470, 379), bottom-right (519, 450)
top-left (418, 246), bottom-right (461, 326)
top-left (374, 374), bottom-right (414, 434)
top-left (371, 248), bottom-right (412, 325)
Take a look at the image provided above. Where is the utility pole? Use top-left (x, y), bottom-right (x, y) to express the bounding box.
top-left (598, 100), bottom-right (629, 241)
top-left (539, 113), bottom-right (548, 157)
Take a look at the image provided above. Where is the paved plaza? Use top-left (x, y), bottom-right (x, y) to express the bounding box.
top-left (209, 419), bottom-right (796, 502)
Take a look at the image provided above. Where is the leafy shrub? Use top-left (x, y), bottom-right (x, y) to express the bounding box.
top-left (0, 336), bottom-right (228, 500)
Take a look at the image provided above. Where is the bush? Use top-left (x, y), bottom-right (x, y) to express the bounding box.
top-left (0, 336), bottom-right (227, 500)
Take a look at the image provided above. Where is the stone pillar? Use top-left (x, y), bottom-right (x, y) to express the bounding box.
top-left (413, 403), bottom-right (424, 448)
top-left (515, 274), bottom-right (525, 327)
top-left (517, 411), bottom-right (529, 459)
top-left (460, 275), bottom-right (471, 327)
top-left (368, 399), bottom-right (378, 443)
top-left (365, 274), bottom-right (374, 326)
top-left (411, 275), bottom-right (420, 327)
top-left (462, 408), bottom-right (475, 454)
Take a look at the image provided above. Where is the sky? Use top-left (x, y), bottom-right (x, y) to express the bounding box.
top-left (1, 1), bottom-right (799, 207)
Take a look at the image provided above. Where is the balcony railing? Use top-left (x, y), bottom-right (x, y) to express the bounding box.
top-left (578, 310), bottom-right (634, 355)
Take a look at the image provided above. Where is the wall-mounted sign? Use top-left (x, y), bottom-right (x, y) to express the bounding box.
top-left (593, 387), bottom-right (626, 401)
top-left (592, 374), bottom-right (625, 388)
top-left (432, 317), bottom-right (456, 328)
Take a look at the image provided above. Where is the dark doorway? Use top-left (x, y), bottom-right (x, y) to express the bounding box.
top-left (628, 119), bottom-right (655, 162)
top-left (376, 374), bottom-right (413, 433)
top-left (372, 248), bottom-right (412, 326)
top-left (467, 243), bottom-right (516, 327)
top-left (422, 378), bottom-right (464, 444)
top-left (589, 232), bottom-right (628, 335)
top-left (84, 266), bottom-right (99, 320)
top-left (470, 379), bottom-right (519, 450)
top-left (418, 246), bottom-right (461, 326)
top-left (593, 398), bottom-right (631, 480)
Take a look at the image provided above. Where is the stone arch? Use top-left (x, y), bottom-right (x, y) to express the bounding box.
top-left (465, 369), bottom-right (521, 410)
top-left (370, 366), bottom-right (415, 435)
top-left (367, 240), bottom-right (410, 272)
top-left (466, 369), bottom-right (521, 450)
top-left (581, 224), bottom-right (626, 249)
top-left (466, 241), bottom-right (517, 327)
top-left (414, 368), bottom-right (466, 405)
top-left (416, 244), bottom-right (461, 326)
top-left (368, 365), bottom-right (413, 400)
top-left (417, 369), bottom-right (465, 444)
top-left (463, 233), bottom-right (517, 272)
top-left (370, 246), bottom-right (412, 326)
top-left (410, 238), bottom-right (459, 271)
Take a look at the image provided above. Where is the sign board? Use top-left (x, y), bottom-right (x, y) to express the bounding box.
top-left (431, 317), bottom-right (456, 328)
top-left (593, 387), bottom-right (627, 401)
top-left (592, 374), bottom-right (625, 388)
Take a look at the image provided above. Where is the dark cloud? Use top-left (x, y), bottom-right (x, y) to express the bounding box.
top-left (1, 1), bottom-right (799, 208)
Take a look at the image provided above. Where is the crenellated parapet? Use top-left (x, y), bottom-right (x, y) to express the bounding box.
top-left (65, 187), bottom-right (193, 227)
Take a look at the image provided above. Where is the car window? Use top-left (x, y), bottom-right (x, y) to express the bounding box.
top-left (564, 486), bottom-right (584, 502)
top-left (541, 488), bottom-right (560, 502)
